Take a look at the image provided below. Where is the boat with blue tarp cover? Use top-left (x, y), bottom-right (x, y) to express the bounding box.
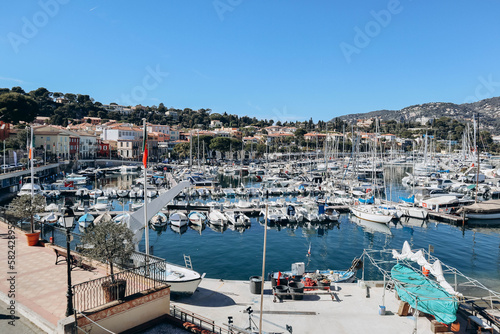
top-left (391, 263), bottom-right (458, 324)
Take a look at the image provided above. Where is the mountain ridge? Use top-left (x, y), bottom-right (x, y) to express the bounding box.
top-left (335, 96), bottom-right (500, 133)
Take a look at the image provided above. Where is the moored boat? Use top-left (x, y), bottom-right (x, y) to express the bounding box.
top-left (169, 211), bottom-right (188, 227)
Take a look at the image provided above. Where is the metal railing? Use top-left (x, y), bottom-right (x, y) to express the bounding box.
top-left (73, 261), bottom-right (168, 312)
top-left (170, 305), bottom-right (234, 334)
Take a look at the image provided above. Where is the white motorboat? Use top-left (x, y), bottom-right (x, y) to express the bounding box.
top-left (92, 196), bottom-right (110, 212)
top-left (188, 211), bottom-right (206, 226)
top-left (75, 188), bottom-right (89, 197)
top-left (120, 165), bottom-right (138, 175)
top-left (208, 209), bottom-right (227, 226)
top-left (103, 188), bottom-right (117, 198)
top-left (325, 207), bottom-right (340, 221)
top-left (117, 189), bottom-right (129, 197)
top-left (89, 188), bottom-right (103, 199)
top-left (134, 255), bottom-right (204, 295)
top-left (222, 188), bottom-right (236, 197)
top-left (169, 211), bottom-right (188, 227)
top-left (17, 183), bottom-right (43, 196)
top-left (224, 210), bottom-right (251, 226)
top-left (147, 189), bottom-right (158, 198)
top-left (113, 212), bottom-right (130, 225)
top-left (45, 203), bottom-right (59, 212)
top-left (235, 199), bottom-right (253, 209)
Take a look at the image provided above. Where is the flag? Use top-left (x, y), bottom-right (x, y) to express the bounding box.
top-left (28, 139), bottom-right (34, 159)
top-left (142, 124), bottom-right (148, 167)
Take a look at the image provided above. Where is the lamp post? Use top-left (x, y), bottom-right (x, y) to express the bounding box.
top-left (62, 205), bottom-right (75, 317)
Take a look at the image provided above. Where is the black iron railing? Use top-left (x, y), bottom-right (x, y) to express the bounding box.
top-left (72, 261), bottom-right (168, 312)
top-left (171, 305), bottom-right (233, 334)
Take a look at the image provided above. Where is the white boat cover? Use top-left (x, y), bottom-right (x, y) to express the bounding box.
top-left (392, 241), bottom-right (462, 297)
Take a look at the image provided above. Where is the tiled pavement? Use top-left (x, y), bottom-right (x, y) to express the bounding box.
top-left (0, 220), bottom-right (107, 333)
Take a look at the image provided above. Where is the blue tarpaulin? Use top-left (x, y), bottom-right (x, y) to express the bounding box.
top-left (358, 196), bottom-right (374, 204)
top-left (391, 264), bottom-right (458, 324)
top-left (399, 195), bottom-right (415, 203)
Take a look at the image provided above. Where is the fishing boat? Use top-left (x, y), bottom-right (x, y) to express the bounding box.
top-left (41, 212), bottom-right (58, 226)
top-left (78, 212), bottom-right (95, 229)
top-left (188, 211), bottom-right (206, 226)
top-left (169, 211), bottom-right (188, 227)
top-left (208, 209), bottom-right (227, 226)
top-left (151, 212), bottom-right (168, 228)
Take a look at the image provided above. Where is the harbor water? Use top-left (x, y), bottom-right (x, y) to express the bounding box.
top-left (36, 170), bottom-right (500, 292)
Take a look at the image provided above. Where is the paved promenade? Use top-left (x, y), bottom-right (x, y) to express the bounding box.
top-left (0, 220), bottom-right (107, 333)
top-left (172, 278), bottom-right (464, 334)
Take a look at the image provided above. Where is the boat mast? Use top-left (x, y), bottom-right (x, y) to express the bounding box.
top-left (475, 115), bottom-right (480, 203)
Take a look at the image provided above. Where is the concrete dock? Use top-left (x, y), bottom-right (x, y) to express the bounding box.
top-left (172, 278), bottom-right (437, 334)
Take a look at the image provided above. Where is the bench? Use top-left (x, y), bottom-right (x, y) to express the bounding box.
top-left (467, 315), bottom-right (494, 334)
top-left (54, 249), bottom-right (93, 271)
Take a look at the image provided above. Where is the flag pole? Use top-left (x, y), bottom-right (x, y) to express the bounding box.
top-left (30, 126), bottom-right (34, 198)
top-left (143, 118), bottom-right (149, 256)
top-left (259, 203), bottom-right (268, 334)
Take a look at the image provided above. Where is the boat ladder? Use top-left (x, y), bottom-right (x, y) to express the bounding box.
top-left (183, 254), bottom-right (193, 270)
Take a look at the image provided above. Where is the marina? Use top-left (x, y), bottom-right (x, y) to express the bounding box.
top-left (5, 133), bottom-right (500, 333)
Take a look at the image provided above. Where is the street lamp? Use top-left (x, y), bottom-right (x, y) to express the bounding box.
top-left (62, 204), bottom-right (75, 317)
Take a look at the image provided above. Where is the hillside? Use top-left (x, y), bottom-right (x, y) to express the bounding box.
top-left (336, 97), bottom-right (500, 133)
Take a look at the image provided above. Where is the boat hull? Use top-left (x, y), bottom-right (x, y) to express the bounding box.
top-left (350, 206), bottom-right (393, 224)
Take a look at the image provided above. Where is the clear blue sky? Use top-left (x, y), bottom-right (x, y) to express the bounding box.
top-left (1, 1), bottom-right (500, 123)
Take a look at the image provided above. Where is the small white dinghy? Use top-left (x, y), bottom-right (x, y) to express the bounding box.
top-left (169, 211), bottom-right (188, 227)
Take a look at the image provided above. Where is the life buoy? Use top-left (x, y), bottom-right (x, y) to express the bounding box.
top-left (422, 267), bottom-right (430, 277)
top-left (422, 202), bottom-right (427, 208)
top-left (366, 188), bottom-right (372, 193)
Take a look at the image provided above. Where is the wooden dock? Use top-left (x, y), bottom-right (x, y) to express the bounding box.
top-left (427, 211), bottom-right (467, 225)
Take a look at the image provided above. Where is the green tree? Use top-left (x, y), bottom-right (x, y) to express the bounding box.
top-left (0, 92), bottom-right (38, 124)
top-left (7, 194), bottom-right (46, 233)
top-left (209, 137), bottom-right (232, 154)
top-left (80, 218), bottom-right (134, 278)
top-left (6, 128), bottom-right (28, 149)
top-left (172, 142), bottom-right (190, 159)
